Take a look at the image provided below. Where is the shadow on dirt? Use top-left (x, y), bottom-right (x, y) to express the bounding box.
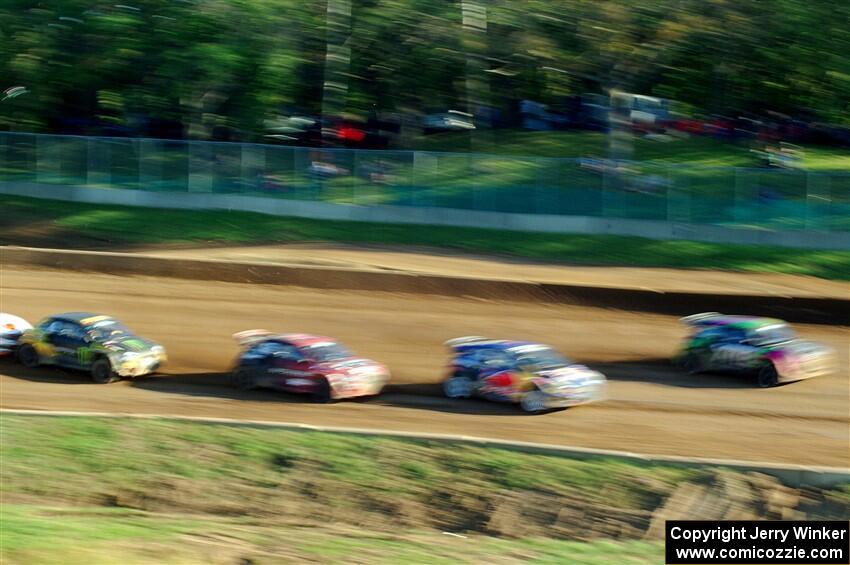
top-left (0, 357), bottom-right (97, 384)
top-left (596, 358), bottom-right (758, 389)
top-left (131, 374), bottom-right (534, 416)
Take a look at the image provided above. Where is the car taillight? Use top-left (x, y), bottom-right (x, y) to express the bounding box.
top-left (3, 324), bottom-right (15, 330)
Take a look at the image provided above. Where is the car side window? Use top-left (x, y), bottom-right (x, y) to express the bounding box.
top-left (473, 349), bottom-right (509, 369)
top-left (275, 345), bottom-right (305, 362)
top-left (62, 323), bottom-right (86, 340)
top-left (718, 328), bottom-right (745, 344)
top-left (697, 328), bottom-right (725, 344)
top-left (252, 341), bottom-right (288, 357)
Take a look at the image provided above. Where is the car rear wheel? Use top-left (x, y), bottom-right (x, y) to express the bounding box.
top-left (757, 364), bottom-right (779, 388)
top-left (443, 376), bottom-right (473, 398)
top-left (311, 377), bottom-right (332, 403)
top-left (682, 352), bottom-right (703, 374)
top-left (520, 390), bottom-right (547, 413)
top-left (91, 358), bottom-right (119, 384)
top-left (230, 367), bottom-right (257, 390)
top-left (17, 344), bottom-right (39, 368)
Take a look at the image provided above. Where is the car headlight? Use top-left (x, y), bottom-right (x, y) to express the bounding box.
top-left (120, 352), bottom-right (140, 364)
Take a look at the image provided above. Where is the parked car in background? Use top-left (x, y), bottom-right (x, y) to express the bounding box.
top-left (422, 110), bottom-right (475, 134)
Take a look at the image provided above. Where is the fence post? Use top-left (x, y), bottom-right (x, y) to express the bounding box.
top-left (35, 134), bottom-right (49, 184)
top-left (188, 141), bottom-right (213, 193)
top-left (733, 167), bottom-right (745, 223)
top-left (241, 142), bottom-right (264, 194)
top-left (805, 171), bottom-right (831, 231)
top-left (666, 164), bottom-right (691, 224)
top-left (352, 149), bottom-right (360, 205)
top-left (138, 138), bottom-right (159, 191)
top-left (469, 153), bottom-right (478, 211)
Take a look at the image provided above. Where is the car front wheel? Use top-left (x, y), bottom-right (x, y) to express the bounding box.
top-left (91, 358), bottom-right (119, 384)
top-left (520, 390), bottom-right (548, 413)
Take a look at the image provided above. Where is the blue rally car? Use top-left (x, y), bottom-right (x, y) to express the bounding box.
top-left (441, 336), bottom-right (607, 412)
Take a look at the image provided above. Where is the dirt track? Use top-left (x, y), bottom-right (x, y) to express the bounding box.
top-left (1, 266), bottom-right (847, 466)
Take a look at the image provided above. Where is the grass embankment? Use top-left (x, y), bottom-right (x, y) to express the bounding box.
top-left (0, 415), bottom-right (681, 564)
top-left (1, 415), bottom-right (848, 564)
top-left (3, 195), bottom-right (849, 280)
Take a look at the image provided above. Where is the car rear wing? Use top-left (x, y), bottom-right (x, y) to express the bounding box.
top-left (679, 312), bottom-right (723, 326)
top-left (232, 329), bottom-right (277, 347)
top-left (444, 336), bottom-right (490, 349)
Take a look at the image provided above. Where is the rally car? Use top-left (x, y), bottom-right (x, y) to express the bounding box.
top-left (441, 336), bottom-right (607, 413)
top-left (675, 312), bottom-right (835, 387)
top-left (1, 313), bottom-right (32, 355)
top-left (230, 330), bottom-right (390, 401)
top-left (16, 312), bottom-right (167, 383)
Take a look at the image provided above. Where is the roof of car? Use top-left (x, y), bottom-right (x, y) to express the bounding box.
top-left (51, 312), bottom-right (116, 325)
top-left (451, 339), bottom-right (547, 352)
top-left (697, 315), bottom-right (786, 330)
top-left (275, 333), bottom-right (339, 347)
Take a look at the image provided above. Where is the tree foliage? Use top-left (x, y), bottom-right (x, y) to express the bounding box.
top-left (1, 0), bottom-right (847, 137)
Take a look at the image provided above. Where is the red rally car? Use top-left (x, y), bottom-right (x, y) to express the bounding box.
top-left (230, 330), bottom-right (390, 402)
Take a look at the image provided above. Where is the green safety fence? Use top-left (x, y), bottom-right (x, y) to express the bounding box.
top-left (2, 132), bottom-right (848, 231)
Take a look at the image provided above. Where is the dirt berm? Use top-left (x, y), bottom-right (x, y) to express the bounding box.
top-left (3, 246), bottom-right (847, 325)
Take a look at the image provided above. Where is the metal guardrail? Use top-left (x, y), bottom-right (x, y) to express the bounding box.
top-left (1, 131), bottom-right (848, 231)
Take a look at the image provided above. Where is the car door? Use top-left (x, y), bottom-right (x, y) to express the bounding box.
top-left (268, 343), bottom-right (313, 391)
top-left (479, 350), bottom-right (520, 401)
top-left (710, 328), bottom-right (757, 372)
top-left (32, 319), bottom-right (60, 363)
top-left (49, 321), bottom-right (88, 368)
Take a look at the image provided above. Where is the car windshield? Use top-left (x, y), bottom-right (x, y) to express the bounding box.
top-left (511, 346), bottom-right (571, 370)
top-left (86, 320), bottom-right (132, 342)
top-left (304, 342), bottom-right (353, 362)
top-left (749, 325), bottom-right (796, 345)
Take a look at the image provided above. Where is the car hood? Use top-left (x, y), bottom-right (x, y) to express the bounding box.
top-left (313, 358), bottom-right (387, 376)
top-left (765, 339), bottom-right (832, 356)
top-left (98, 335), bottom-right (160, 354)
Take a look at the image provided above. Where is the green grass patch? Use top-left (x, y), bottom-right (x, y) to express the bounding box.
top-left (3, 195), bottom-right (849, 279)
top-left (0, 505), bottom-right (664, 564)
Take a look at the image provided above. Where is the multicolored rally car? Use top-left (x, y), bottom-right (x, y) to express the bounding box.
top-left (17, 312), bottom-right (167, 383)
top-left (676, 312), bottom-right (835, 387)
top-left (0, 313), bottom-right (32, 356)
top-left (231, 330), bottom-right (390, 401)
top-left (442, 336), bottom-right (607, 412)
